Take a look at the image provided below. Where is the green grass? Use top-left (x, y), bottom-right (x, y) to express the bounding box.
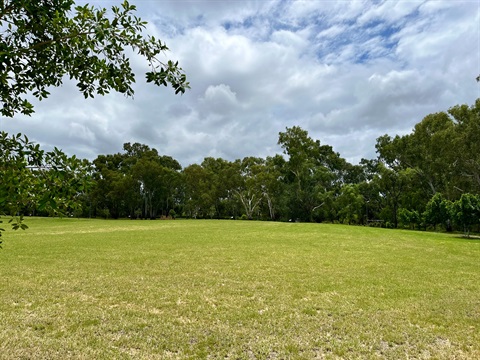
top-left (0, 218), bottom-right (479, 359)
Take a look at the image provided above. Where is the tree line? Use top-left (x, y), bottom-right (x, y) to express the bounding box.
top-left (3, 99), bottom-right (478, 237)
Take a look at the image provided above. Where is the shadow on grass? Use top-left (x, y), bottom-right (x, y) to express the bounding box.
top-left (451, 234), bottom-right (480, 241)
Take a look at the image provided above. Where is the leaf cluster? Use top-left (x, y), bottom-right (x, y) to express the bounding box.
top-left (0, 131), bottom-right (92, 239)
top-left (0, 0), bottom-right (189, 117)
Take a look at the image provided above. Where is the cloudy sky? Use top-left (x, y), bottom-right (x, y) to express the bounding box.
top-left (1, 0), bottom-right (479, 167)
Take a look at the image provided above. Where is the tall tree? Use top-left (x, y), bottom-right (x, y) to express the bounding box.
top-left (278, 126), bottom-right (349, 222)
top-left (200, 157), bottom-right (241, 219)
top-left (183, 164), bottom-right (211, 218)
top-left (449, 99), bottom-right (480, 193)
top-left (336, 184), bottom-right (364, 225)
top-left (373, 163), bottom-right (414, 228)
top-left (235, 157), bottom-right (266, 220)
top-left (260, 155), bottom-right (286, 220)
top-left (91, 153), bottom-right (133, 219)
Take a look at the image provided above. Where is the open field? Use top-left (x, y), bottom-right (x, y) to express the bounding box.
top-left (0, 218), bottom-right (479, 359)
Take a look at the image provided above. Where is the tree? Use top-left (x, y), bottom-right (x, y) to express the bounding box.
top-left (373, 163), bottom-right (414, 228)
top-left (90, 152), bottom-right (135, 219)
top-left (278, 126), bottom-right (335, 222)
top-left (424, 193), bottom-right (451, 231)
top-left (451, 193), bottom-right (480, 238)
top-left (336, 184), bottom-right (364, 225)
top-left (402, 112), bottom-right (455, 196)
top-left (398, 208), bottom-right (421, 230)
top-left (449, 99), bottom-right (480, 193)
top-left (259, 155), bottom-right (286, 220)
top-left (0, 132), bottom-right (91, 242)
top-left (89, 143), bottom-right (182, 220)
top-left (235, 157), bottom-right (265, 220)
top-left (1, 0), bottom-right (189, 117)
top-left (183, 164), bottom-right (212, 219)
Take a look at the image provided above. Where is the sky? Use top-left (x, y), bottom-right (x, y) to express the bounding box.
top-left (1, 0), bottom-right (480, 167)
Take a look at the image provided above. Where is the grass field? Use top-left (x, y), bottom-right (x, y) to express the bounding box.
top-left (0, 218), bottom-right (479, 359)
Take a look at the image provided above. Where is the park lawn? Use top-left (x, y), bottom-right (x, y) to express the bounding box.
top-left (0, 218), bottom-right (478, 359)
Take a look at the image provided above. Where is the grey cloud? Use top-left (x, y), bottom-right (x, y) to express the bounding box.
top-left (2, 0), bottom-right (478, 168)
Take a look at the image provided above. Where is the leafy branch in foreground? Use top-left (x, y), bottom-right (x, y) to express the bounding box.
top-left (0, 0), bottom-right (190, 117)
top-left (0, 131), bottom-right (92, 242)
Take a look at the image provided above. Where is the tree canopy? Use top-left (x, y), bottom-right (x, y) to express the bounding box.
top-left (0, 0), bottom-right (189, 117)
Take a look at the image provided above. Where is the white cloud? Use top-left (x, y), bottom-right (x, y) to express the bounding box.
top-left (357, 0), bottom-right (423, 25)
top-left (271, 29), bottom-right (309, 51)
top-left (316, 25), bottom-right (347, 40)
top-left (2, 0), bottom-right (479, 168)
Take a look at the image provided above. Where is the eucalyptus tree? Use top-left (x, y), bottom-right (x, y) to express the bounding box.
top-left (278, 126), bottom-right (354, 222)
top-left (89, 143), bottom-right (182, 219)
top-left (132, 158), bottom-right (163, 219)
top-left (372, 163), bottom-right (414, 228)
top-left (91, 153), bottom-right (132, 219)
top-left (336, 184), bottom-right (364, 225)
top-left (235, 157), bottom-right (265, 220)
top-left (260, 155), bottom-right (287, 220)
top-left (402, 112), bottom-right (456, 198)
top-left (448, 99), bottom-right (480, 194)
top-left (278, 126), bottom-right (326, 221)
top-left (183, 164), bottom-right (211, 218)
top-left (199, 157), bottom-right (241, 219)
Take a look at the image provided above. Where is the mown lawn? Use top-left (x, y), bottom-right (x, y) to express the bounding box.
top-left (0, 218), bottom-right (479, 359)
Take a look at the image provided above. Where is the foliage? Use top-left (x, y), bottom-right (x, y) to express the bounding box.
top-left (0, 0), bottom-right (190, 246)
top-left (89, 143), bottom-right (182, 220)
top-left (372, 99), bottom-right (480, 230)
top-left (0, 131), bottom-right (92, 240)
top-left (0, 0), bottom-right (189, 117)
top-left (372, 163), bottom-right (414, 228)
top-left (235, 157), bottom-right (265, 220)
top-left (424, 193), bottom-right (451, 230)
top-left (336, 184), bottom-right (364, 225)
top-left (278, 126), bottom-right (344, 222)
top-left (451, 193), bottom-right (480, 237)
top-left (398, 208), bottom-right (422, 230)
